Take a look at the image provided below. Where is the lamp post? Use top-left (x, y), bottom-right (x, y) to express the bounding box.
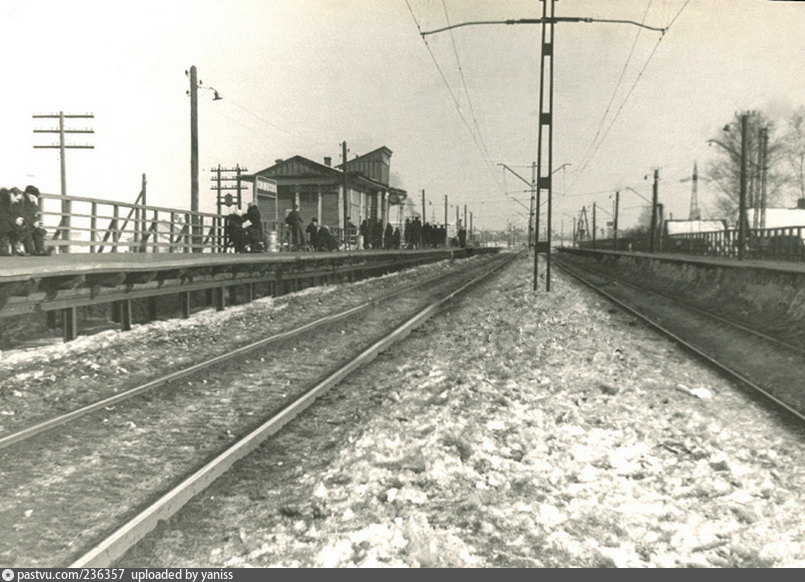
top-left (187, 65), bottom-right (222, 251)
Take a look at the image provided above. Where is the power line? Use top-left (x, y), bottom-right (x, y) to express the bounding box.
top-left (404, 0), bottom-right (504, 191)
top-left (568, 0), bottom-right (692, 193)
top-left (574, 0), bottom-right (653, 178)
top-left (442, 0), bottom-right (494, 165)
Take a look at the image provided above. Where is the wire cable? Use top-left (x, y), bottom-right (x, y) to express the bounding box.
top-left (567, 0), bottom-right (692, 193)
top-left (404, 0), bottom-right (505, 191)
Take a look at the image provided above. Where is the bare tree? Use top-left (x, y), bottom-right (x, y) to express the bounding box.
top-left (780, 106), bottom-right (805, 202)
top-left (705, 111), bottom-right (785, 222)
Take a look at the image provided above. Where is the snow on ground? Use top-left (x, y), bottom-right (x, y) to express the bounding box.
top-left (208, 255), bottom-right (804, 568)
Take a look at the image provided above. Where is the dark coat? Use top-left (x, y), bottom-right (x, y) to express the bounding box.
top-left (0, 190), bottom-right (15, 235)
top-left (285, 209), bottom-right (305, 246)
top-left (306, 221), bottom-right (319, 248)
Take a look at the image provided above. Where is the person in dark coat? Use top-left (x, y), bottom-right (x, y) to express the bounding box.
top-left (458, 225), bottom-right (467, 248)
top-left (0, 188), bottom-right (16, 256)
top-left (21, 185), bottom-right (47, 255)
top-left (306, 218), bottom-right (319, 250)
top-left (7, 188), bottom-right (26, 255)
top-left (285, 203), bottom-right (305, 251)
top-left (225, 212), bottom-right (247, 253)
top-left (392, 226), bottom-right (401, 249)
top-left (384, 222), bottom-right (393, 249)
top-left (318, 224), bottom-right (337, 251)
top-left (403, 218), bottom-right (412, 249)
top-left (243, 203), bottom-right (264, 252)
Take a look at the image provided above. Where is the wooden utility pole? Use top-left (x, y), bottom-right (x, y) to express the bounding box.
top-left (189, 66), bottom-right (199, 215)
top-left (592, 202), bottom-right (597, 249)
top-left (649, 168), bottom-right (659, 252)
top-left (33, 111), bottom-right (95, 251)
top-left (212, 164), bottom-right (249, 215)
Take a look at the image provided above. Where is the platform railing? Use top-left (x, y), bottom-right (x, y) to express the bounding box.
top-left (577, 225), bottom-right (805, 262)
top-left (37, 192), bottom-right (230, 254)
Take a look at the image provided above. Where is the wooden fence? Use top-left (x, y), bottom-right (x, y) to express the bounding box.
top-left (38, 192), bottom-right (288, 254)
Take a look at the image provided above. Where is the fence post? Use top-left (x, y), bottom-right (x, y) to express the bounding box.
top-left (90, 201), bottom-right (97, 253)
top-left (112, 205), bottom-right (120, 252)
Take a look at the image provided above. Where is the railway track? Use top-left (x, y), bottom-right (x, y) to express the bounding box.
top-left (0, 258), bottom-right (498, 451)
top-left (0, 251), bottom-right (514, 567)
top-left (553, 257), bottom-right (805, 423)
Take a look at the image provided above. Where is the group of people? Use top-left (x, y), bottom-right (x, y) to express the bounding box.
top-left (227, 202), bottom-right (468, 254)
top-left (224, 203), bottom-right (265, 253)
top-left (402, 217), bottom-right (456, 249)
top-left (0, 185), bottom-right (48, 256)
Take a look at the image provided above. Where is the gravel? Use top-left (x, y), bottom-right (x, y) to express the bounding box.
top-left (117, 254), bottom-right (805, 568)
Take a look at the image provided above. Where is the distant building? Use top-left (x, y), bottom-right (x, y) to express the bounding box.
top-left (747, 199), bottom-right (805, 230)
top-left (664, 219), bottom-right (727, 236)
top-left (248, 146), bottom-right (406, 233)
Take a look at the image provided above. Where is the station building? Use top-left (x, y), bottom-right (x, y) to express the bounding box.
top-left (250, 146), bottom-right (407, 232)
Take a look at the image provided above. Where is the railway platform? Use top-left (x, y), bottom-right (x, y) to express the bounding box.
top-left (0, 247), bottom-right (498, 341)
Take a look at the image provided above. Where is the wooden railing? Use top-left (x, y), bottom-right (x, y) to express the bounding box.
top-left (577, 225), bottom-right (805, 262)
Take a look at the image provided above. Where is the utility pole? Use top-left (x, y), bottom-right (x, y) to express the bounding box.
top-left (738, 113), bottom-right (749, 259)
top-left (592, 202), bottom-right (597, 249)
top-left (536, 0), bottom-right (556, 291)
top-left (470, 211), bottom-right (473, 243)
top-left (649, 169), bottom-right (659, 253)
top-left (759, 127), bottom-right (769, 229)
top-left (444, 195), bottom-right (448, 246)
top-left (464, 204), bottom-right (468, 234)
top-left (421, 189), bottom-right (426, 222)
top-left (33, 111), bottom-right (95, 251)
top-left (189, 66), bottom-right (200, 216)
top-left (211, 164), bottom-right (249, 215)
top-left (689, 162), bottom-right (700, 220)
top-left (420, 0), bottom-right (664, 288)
top-left (531, 161), bottom-right (537, 251)
top-left (342, 141), bottom-right (349, 246)
top-left (613, 190), bottom-right (620, 251)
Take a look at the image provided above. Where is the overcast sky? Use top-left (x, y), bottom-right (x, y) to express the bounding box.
top-left (2, 0), bottom-right (804, 232)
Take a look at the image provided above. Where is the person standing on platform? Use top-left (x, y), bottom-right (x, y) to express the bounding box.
top-left (392, 226), bottom-right (401, 249)
top-left (384, 222), bottom-right (393, 249)
top-left (0, 188), bottom-right (16, 256)
top-left (306, 217), bottom-right (319, 251)
top-left (243, 202), bottom-right (264, 252)
top-left (458, 224), bottom-right (467, 248)
top-left (7, 188), bottom-right (27, 255)
top-left (285, 203), bottom-right (305, 251)
top-left (21, 186), bottom-right (47, 256)
top-left (403, 218), bottom-right (412, 249)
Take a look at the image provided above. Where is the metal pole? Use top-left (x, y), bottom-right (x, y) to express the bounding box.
top-left (545, 0), bottom-right (556, 291)
top-left (530, 161), bottom-right (536, 251)
top-left (421, 189), bottom-right (426, 221)
top-left (342, 141), bottom-right (348, 246)
top-left (592, 202), bottom-right (597, 249)
top-left (738, 113), bottom-right (748, 259)
top-left (613, 190), bottom-right (620, 251)
top-left (649, 168), bottom-right (659, 252)
top-left (444, 195), bottom-right (448, 246)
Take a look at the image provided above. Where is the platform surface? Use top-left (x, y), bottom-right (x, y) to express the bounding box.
top-left (561, 248), bottom-right (805, 275)
top-left (0, 249), bottom-right (454, 283)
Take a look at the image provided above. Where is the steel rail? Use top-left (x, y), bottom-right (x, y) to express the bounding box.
top-left (0, 256), bottom-right (504, 451)
top-left (573, 260), bottom-right (805, 357)
top-left (69, 253), bottom-right (514, 567)
top-left (553, 259), bottom-right (805, 423)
